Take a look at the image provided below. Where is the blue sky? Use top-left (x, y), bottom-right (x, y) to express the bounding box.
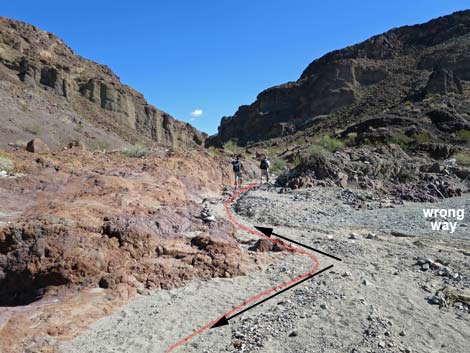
top-left (2, 1), bottom-right (470, 135)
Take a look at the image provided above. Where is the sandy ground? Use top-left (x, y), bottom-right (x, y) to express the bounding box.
top-left (63, 185), bottom-right (470, 353)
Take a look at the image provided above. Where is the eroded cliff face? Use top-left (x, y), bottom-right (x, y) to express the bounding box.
top-left (209, 10), bottom-right (470, 146)
top-left (0, 17), bottom-right (206, 149)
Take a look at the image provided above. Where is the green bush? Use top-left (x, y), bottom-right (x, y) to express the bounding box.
top-left (456, 130), bottom-right (470, 142)
top-left (454, 152), bottom-right (470, 166)
top-left (388, 133), bottom-right (410, 150)
top-left (312, 134), bottom-right (344, 152)
top-left (0, 153), bottom-right (13, 171)
top-left (343, 132), bottom-right (358, 146)
top-left (292, 155), bottom-right (303, 167)
top-left (306, 134), bottom-right (344, 158)
top-left (308, 144), bottom-right (328, 157)
top-left (207, 146), bottom-right (222, 157)
top-left (25, 125), bottom-right (42, 135)
top-left (223, 140), bottom-right (242, 154)
top-left (411, 132), bottom-right (432, 144)
top-left (91, 140), bottom-right (109, 152)
top-left (271, 159), bottom-right (287, 172)
top-left (121, 146), bottom-right (150, 158)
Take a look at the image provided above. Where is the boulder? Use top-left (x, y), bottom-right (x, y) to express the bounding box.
top-left (251, 238), bottom-right (284, 252)
top-left (26, 138), bottom-right (50, 153)
top-left (425, 67), bottom-right (463, 95)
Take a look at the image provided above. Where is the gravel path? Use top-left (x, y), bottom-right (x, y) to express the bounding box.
top-left (63, 185), bottom-right (470, 353)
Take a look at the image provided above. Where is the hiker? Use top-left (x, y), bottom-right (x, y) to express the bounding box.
top-left (259, 155), bottom-right (270, 184)
top-left (231, 154), bottom-right (245, 189)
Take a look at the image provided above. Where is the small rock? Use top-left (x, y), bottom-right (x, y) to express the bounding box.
top-left (203, 215), bottom-right (216, 222)
top-left (428, 295), bottom-right (445, 305)
top-left (234, 332), bottom-right (244, 339)
top-left (441, 267), bottom-right (451, 276)
top-left (421, 263), bottom-right (430, 271)
top-left (362, 279), bottom-right (370, 286)
top-left (378, 341), bottom-right (386, 348)
top-left (349, 233), bottom-right (361, 240)
top-left (399, 330), bottom-right (406, 336)
top-left (416, 257), bottom-right (427, 265)
top-left (288, 331), bottom-right (298, 337)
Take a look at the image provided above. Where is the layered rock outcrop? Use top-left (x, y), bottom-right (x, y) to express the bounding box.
top-left (209, 10), bottom-right (470, 146)
top-left (0, 17), bottom-right (205, 149)
top-left (0, 149), bottom-right (260, 306)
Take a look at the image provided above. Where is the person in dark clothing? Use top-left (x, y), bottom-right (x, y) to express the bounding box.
top-left (231, 154), bottom-right (245, 189)
top-left (259, 155), bottom-right (270, 184)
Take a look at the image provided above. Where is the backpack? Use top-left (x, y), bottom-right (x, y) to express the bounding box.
top-left (232, 160), bottom-right (241, 172)
top-left (260, 159), bottom-right (269, 170)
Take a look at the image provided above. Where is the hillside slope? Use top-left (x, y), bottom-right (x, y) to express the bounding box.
top-left (0, 17), bottom-right (205, 150)
top-left (209, 10), bottom-right (470, 146)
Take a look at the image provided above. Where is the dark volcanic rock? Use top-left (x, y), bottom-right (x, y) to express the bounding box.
top-left (279, 145), bottom-right (470, 202)
top-left (427, 109), bottom-right (470, 133)
top-left (208, 10), bottom-right (470, 146)
top-left (425, 67), bottom-right (463, 95)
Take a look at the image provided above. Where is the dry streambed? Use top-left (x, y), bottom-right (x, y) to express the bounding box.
top-left (64, 186), bottom-right (470, 353)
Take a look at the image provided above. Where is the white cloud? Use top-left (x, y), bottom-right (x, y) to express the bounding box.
top-left (190, 109), bottom-right (203, 117)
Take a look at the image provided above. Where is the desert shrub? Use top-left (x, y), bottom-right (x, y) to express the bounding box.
top-left (91, 140), bottom-right (109, 152)
top-left (454, 152), bottom-right (470, 166)
top-left (308, 144), bottom-right (328, 157)
top-left (397, 168), bottom-right (415, 182)
top-left (223, 140), bottom-right (242, 154)
top-left (0, 153), bottom-right (13, 171)
top-left (456, 130), bottom-right (470, 142)
top-left (358, 138), bottom-right (375, 147)
top-left (388, 133), bottom-right (410, 150)
top-left (121, 145), bottom-right (150, 158)
top-left (314, 134), bottom-right (344, 152)
top-left (411, 132), bottom-right (432, 144)
top-left (74, 124), bottom-right (84, 132)
top-left (11, 140), bottom-right (27, 148)
top-left (207, 146), bottom-right (222, 157)
top-left (307, 134), bottom-right (344, 157)
top-left (292, 155), bottom-right (303, 167)
top-left (271, 159), bottom-right (287, 172)
top-left (343, 132), bottom-right (358, 146)
top-left (25, 125), bottom-right (42, 135)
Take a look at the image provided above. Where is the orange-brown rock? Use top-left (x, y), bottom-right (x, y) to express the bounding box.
top-left (26, 138), bottom-right (50, 153)
top-left (0, 149), bottom-right (262, 306)
top-left (0, 148), bottom-right (268, 353)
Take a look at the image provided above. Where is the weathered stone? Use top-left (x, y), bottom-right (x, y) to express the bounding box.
top-left (26, 138), bottom-right (50, 153)
top-left (0, 17), bottom-right (206, 150)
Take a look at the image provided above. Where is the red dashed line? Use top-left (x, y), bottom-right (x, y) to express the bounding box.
top-left (167, 183), bottom-right (320, 352)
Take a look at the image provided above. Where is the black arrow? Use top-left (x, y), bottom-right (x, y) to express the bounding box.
top-left (210, 264), bottom-right (334, 328)
top-left (254, 226), bottom-right (342, 262)
top-left (211, 315), bottom-right (229, 328)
